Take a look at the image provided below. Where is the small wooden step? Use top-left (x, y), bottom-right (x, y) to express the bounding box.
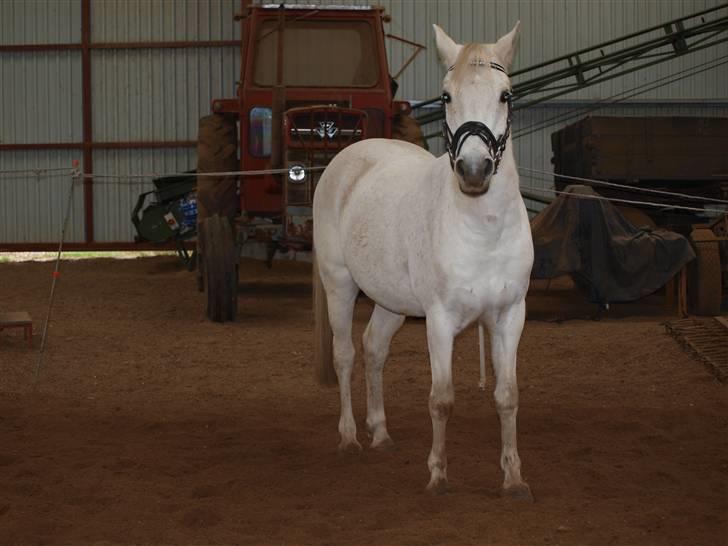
top-left (0, 311), bottom-right (33, 348)
top-left (0, 311), bottom-right (32, 327)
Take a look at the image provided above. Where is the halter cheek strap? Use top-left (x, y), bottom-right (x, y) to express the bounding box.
top-left (442, 61), bottom-right (513, 174)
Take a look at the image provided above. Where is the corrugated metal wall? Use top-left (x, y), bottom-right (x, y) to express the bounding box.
top-left (0, 151), bottom-right (84, 244)
top-left (0, 0), bottom-right (81, 45)
top-left (300, 0), bottom-right (728, 101)
top-left (1, 0), bottom-right (727, 245)
top-left (1, 0), bottom-right (86, 243)
top-left (0, 0), bottom-right (241, 245)
top-left (90, 44), bottom-right (239, 242)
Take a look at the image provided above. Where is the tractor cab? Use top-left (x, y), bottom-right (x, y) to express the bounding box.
top-left (211, 4), bottom-right (404, 245)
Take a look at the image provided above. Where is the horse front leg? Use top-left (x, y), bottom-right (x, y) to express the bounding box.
top-left (485, 299), bottom-right (533, 501)
top-left (425, 310), bottom-right (456, 493)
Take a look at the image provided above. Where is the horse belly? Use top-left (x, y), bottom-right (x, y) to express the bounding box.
top-left (341, 184), bottom-right (425, 317)
top-left (351, 255), bottom-right (424, 317)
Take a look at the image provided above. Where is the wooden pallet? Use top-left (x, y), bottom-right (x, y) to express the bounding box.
top-left (665, 317), bottom-right (728, 382)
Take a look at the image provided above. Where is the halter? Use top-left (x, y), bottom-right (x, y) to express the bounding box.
top-left (442, 61), bottom-right (513, 174)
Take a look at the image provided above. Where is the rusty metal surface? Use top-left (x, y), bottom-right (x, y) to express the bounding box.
top-left (664, 317), bottom-right (728, 382)
top-left (552, 116), bottom-right (728, 183)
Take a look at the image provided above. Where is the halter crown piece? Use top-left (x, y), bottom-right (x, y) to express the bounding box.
top-left (442, 61), bottom-right (513, 174)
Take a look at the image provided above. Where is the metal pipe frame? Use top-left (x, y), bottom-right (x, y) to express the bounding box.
top-left (415, 3), bottom-right (728, 127)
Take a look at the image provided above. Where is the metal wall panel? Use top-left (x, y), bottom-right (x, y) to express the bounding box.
top-left (0, 51), bottom-right (84, 144)
top-left (0, 0), bottom-right (81, 45)
top-left (2, 0), bottom-right (727, 246)
top-left (0, 150), bottom-right (85, 243)
top-left (234, 0), bottom-right (727, 102)
top-left (90, 0), bottom-right (240, 42)
top-left (92, 148), bottom-right (196, 242)
top-left (374, 0), bottom-right (728, 103)
top-left (92, 47), bottom-right (240, 142)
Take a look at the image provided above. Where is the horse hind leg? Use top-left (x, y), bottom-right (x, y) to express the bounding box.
top-left (322, 266), bottom-right (361, 454)
top-left (362, 304), bottom-right (405, 451)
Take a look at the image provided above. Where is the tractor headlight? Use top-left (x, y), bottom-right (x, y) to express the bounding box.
top-left (288, 165), bottom-right (306, 183)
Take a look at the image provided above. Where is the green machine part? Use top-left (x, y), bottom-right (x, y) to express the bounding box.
top-left (132, 176), bottom-right (197, 244)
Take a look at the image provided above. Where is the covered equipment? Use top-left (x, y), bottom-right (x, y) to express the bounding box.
top-left (530, 185), bottom-right (696, 304)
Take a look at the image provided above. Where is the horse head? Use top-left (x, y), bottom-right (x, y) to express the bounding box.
top-left (434, 22), bottom-right (521, 196)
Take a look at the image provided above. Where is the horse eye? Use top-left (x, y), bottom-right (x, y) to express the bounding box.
top-left (500, 90), bottom-right (513, 103)
top-left (441, 92), bottom-right (452, 104)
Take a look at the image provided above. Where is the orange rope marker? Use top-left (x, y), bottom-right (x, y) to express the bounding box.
top-left (52, 271), bottom-right (60, 278)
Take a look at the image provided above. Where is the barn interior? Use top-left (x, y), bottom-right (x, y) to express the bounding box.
top-left (1, 1), bottom-right (726, 545)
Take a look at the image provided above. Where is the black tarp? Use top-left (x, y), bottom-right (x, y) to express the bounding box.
top-left (530, 185), bottom-right (696, 303)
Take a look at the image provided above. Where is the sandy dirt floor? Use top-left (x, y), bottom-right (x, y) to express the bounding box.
top-left (0, 256), bottom-right (726, 546)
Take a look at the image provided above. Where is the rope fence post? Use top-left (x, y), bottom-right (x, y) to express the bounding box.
top-left (33, 163), bottom-right (80, 384)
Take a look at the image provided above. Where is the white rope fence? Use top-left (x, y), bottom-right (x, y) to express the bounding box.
top-left (519, 166), bottom-right (728, 206)
top-left (1, 162), bottom-right (723, 387)
top-left (1, 162), bottom-right (725, 215)
top-left (0, 167), bottom-right (72, 177)
top-left (519, 169), bottom-right (728, 215)
top-left (2, 163), bottom-right (727, 201)
top-left (0, 165), bottom-right (327, 180)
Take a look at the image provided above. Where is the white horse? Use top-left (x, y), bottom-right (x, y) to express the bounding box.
top-left (313, 23), bottom-right (534, 499)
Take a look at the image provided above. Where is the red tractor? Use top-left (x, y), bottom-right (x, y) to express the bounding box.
top-left (195, 2), bottom-right (423, 321)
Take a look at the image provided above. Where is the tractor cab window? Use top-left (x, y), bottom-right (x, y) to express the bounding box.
top-left (253, 19), bottom-right (379, 87)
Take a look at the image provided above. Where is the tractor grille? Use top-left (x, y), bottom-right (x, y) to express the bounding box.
top-left (284, 106), bottom-right (367, 150)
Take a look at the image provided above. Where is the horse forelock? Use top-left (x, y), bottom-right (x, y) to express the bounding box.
top-left (448, 43), bottom-right (507, 89)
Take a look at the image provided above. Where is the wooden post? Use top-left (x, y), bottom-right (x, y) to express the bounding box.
top-left (666, 266), bottom-right (688, 317)
top-left (678, 266), bottom-right (688, 317)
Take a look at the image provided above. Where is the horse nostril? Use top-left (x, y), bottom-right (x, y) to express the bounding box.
top-left (483, 158), bottom-right (494, 177)
top-left (455, 158), bottom-right (466, 178)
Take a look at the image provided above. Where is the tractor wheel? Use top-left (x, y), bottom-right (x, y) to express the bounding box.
top-left (197, 113), bottom-right (239, 224)
top-left (313, 255), bottom-right (336, 385)
top-left (201, 214), bottom-right (238, 322)
top-left (195, 247), bottom-right (204, 292)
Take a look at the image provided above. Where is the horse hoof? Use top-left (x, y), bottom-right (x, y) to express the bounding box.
top-left (370, 436), bottom-right (396, 452)
top-left (501, 483), bottom-right (534, 502)
top-left (426, 478), bottom-right (450, 495)
top-left (337, 440), bottom-right (362, 456)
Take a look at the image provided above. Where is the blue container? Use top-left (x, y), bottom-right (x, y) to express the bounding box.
top-left (179, 196), bottom-right (198, 229)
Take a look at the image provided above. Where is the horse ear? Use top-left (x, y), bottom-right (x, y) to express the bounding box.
top-left (433, 25), bottom-right (461, 69)
top-left (494, 21), bottom-right (521, 71)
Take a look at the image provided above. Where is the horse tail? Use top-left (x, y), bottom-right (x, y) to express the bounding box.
top-left (313, 252), bottom-right (337, 385)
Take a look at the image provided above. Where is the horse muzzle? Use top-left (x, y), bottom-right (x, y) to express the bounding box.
top-left (443, 117), bottom-right (511, 196)
top-left (455, 156), bottom-right (494, 195)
